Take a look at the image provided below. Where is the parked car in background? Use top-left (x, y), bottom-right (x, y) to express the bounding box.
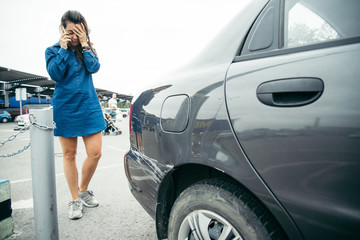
top-left (0, 110), bottom-right (12, 123)
top-left (14, 114), bottom-right (30, 128)
top-left (118, 108), bottom-right (129, 118)
top-left (3, 108), bottom-right (20, 119)
top-left (104, 107), bottom-right (129, 119)
top-left (124, 0), bottom-right (360, 239)
top-left (4, 104), bottom-right (51, 119)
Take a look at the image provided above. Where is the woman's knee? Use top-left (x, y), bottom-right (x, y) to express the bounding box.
top-left (83, 132), bottom-right (102, 160)
top-left (59, 136), bottom-right (78, 163)
top-left (63, 151), bottom-right (77, 162)
top-left (89, 149), bottom-right (102, 161)
top-left (94, 149), bottom-right (102, 160)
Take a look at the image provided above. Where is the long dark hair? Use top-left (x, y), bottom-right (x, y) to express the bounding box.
top-left (60, 10), bottom-right (97, 66)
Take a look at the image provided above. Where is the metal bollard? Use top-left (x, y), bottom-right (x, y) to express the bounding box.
top-left (30, 108), bottom-right (59, 240)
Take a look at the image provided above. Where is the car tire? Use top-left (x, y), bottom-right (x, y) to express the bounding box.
top-left (168, 178), bottom-right (287, 240)
top-left (1, 118), bottom-right (8, 123)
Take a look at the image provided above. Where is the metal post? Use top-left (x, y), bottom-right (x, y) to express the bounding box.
top-left (3, 83), bottom-right (10, 107)
top-left (4, 89), bottom-right (9, 107)
top-left (30, 108), bottom-right (59, 240)
top-left (19, 97), bottom-right (22, 115)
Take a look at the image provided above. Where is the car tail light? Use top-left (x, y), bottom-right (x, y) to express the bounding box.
top-left (129, 104), bottom-right (133, 135)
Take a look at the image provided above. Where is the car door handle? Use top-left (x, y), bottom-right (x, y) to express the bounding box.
top-left (256, 78), bottom-right (324, 107)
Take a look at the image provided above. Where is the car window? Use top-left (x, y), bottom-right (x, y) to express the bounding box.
top-left (239, 0), bottom-right (360, 58)
top-left (284, 0), bottom-right (360, 48)
top-left (285, 3), bottom-right (338, 47)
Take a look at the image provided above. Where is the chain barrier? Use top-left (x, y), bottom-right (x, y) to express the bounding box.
top-left (0, 113), bottom-right (56, 158)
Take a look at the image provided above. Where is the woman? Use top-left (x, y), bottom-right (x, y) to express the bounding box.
top-left (45, 10), bottom-right (106, 220)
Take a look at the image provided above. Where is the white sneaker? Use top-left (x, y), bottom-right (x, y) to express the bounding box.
top-left (79, 190), bottom-right (99, 208)
top-left (68, 199), bottom-right (83, 220)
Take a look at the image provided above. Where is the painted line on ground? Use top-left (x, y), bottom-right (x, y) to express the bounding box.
top-left (10, 164), bottom-right (123, 185)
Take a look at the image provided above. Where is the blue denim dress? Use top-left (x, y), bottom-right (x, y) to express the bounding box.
top-left (45, 42), bottom-right (106, 137)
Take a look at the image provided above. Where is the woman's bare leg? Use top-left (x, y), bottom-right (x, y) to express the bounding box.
top-left (79, 132), bottom-right (102, 192)
top-left (59, 136), bottom-right (79, 201)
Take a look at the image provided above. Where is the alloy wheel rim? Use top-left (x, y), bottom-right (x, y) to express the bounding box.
top-left (178, 209), bottom-right (243, 240)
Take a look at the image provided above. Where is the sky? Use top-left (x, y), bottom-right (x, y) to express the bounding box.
top-left (0, 0), bottom-right (251, 97)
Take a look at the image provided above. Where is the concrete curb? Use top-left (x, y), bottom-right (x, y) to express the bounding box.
top-left (0, 179), bottom-right (14, 240)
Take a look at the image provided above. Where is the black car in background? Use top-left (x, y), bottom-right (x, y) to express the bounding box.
top-left (124, 0), bottom-right (360, 239)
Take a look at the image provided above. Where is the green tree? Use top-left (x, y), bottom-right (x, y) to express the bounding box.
top-left (288, 22), bottom-right (338, 47)
top-left (288, 23), bottom-right (317, 47)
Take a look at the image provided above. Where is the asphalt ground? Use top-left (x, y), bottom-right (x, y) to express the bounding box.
top-left (0, 119), bottom-right (157, 240)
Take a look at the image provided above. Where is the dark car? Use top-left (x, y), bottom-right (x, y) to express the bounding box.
top-left (124, 0), bottom-right (360, 239)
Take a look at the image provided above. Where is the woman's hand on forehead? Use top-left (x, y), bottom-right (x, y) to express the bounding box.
top-left (73, 23), bottom-right (88, 46)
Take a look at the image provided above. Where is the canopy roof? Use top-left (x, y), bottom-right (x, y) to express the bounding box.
top-left (0, 67), bottom-right (132, 101)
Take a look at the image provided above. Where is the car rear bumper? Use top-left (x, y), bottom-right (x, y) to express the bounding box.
top-left (124, 148), bottom-right (173, 219)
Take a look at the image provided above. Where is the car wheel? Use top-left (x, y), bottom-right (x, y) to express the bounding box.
top-left (1, 118), bottom-right (8, 123)
top-left (168, 178), bottom-right (287, 240)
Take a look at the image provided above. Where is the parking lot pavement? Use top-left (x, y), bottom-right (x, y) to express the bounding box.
top-left (0, 120), bottom-right (157, 240)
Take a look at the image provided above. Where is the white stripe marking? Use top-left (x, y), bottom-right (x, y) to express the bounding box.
top-left (12, 198), bottom-right (33, 209)
top-left (10, 164), bottom-right (122, 184)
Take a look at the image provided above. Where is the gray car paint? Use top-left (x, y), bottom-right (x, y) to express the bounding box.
top-left (124, 0), bottom-right (360, 239)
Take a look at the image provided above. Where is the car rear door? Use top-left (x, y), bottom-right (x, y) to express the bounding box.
top-left (225, 0), bottom-right (360, 238)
